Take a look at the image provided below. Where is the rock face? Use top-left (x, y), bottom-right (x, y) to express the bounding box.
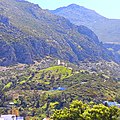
top-left (50, 4), bottom-right (120, 43)
top-left (104, 43), bottom-right (120, 63)
top-left (0, 41), bottom-right (16, 66)
top-left (0, 0), bottom-right (116, 66)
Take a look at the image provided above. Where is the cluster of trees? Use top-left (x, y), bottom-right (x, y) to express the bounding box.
top-left (51, 100), bottom-right (120, 120)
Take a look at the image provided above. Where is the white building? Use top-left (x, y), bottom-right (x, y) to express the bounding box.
top-left (0, 117), bottom-right (4, 120)
top-left (58, 60), bottom-right (61, 65)
top-left (1, 115), bottom-right (16, 120)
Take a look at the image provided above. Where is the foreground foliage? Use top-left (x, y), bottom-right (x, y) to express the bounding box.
top-left (51, 100), bottom-right (120, 120)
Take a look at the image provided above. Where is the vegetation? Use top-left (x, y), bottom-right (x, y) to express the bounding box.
top-left (51, 100), bottom-right (120, 120)
top-left (0, 62), bottom-right (120, 119)
top-left (0, 1), bottom-right (120, 119)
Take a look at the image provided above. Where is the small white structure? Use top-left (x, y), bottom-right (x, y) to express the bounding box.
top-left (103, 101), bottom-right (120, 108)
top-left (0, 117), bottom-right (4, 120)
top-left (57, 60), bottom-right (67, 66)
top-left (43, 118), bottom-right (49, 120)
top-left (58, 60), bottom-right (61, 65)
top-left (1, 115), bottom-right (16, 120)
top-left (16, 117), bottom-right (24, 120)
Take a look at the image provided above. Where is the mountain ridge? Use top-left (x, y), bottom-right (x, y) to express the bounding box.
top-left (0, 0), bottom-right (117, 66)
top-left (50, 4), bottom-right (120, 43)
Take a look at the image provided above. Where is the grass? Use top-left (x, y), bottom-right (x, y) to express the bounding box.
top-left (32, 66), bottom-right (73, 82)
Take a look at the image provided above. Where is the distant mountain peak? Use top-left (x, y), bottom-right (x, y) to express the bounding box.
top-left (50, 4), bottom-right (120, 43)
top-left (16, 0), bottom-right (26, 2)
top-left (67, 4), bottom-right (83, 8)
top-left (54, 4), bottom-right (88, 12)
top-left (67, 4), bottom-right (88, 10)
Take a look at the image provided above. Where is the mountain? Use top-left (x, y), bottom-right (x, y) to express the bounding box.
top-left (50, 4), bottom-right (120, 43)
top-left (0, 0), bottom-right (116, 66)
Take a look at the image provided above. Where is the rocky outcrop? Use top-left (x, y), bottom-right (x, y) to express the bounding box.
top-left (0, 41), bottom-right (16, 66)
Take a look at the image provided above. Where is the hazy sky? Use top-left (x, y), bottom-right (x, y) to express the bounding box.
top-left (27, 0), bottom-right (120, 19)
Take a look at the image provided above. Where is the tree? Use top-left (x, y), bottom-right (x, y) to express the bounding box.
top-left (50, 100), bottom-right (120, 120)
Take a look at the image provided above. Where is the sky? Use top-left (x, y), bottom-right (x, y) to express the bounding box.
top-left (27, 0), bottom-right (120, 19)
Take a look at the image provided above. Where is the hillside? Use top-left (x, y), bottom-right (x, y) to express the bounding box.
top-left (0, 0), bottom-right (116, 66)
top-left (0, 64), bottom-right (120, 118)
top-left (104, 43), bottom-right (120, 62)
top-left (50, 4), bottom-right (120, 43)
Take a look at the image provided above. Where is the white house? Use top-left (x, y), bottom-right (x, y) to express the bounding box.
top-left (0, 117), bottom-right (4, 120)
top-left (103, 101), bottom-right (120, 108)
top-left (1, 115), bottom-right (16, 120)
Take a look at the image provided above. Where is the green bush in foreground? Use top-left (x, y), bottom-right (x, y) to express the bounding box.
top-left (51, 100), bottom-right (120, 120)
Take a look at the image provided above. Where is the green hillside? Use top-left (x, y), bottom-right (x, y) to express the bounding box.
top-left (0, 64), bottom-right (120, 118)
top-left (32, 66), bottom-right (73, 81)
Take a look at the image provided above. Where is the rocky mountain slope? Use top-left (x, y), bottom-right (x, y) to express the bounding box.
top-left (0, 0), bottom-right (116, 66)
top-left (50, 4), bottom-right (120, 43)
top-left (104, 43), bottom-right (120, 62)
